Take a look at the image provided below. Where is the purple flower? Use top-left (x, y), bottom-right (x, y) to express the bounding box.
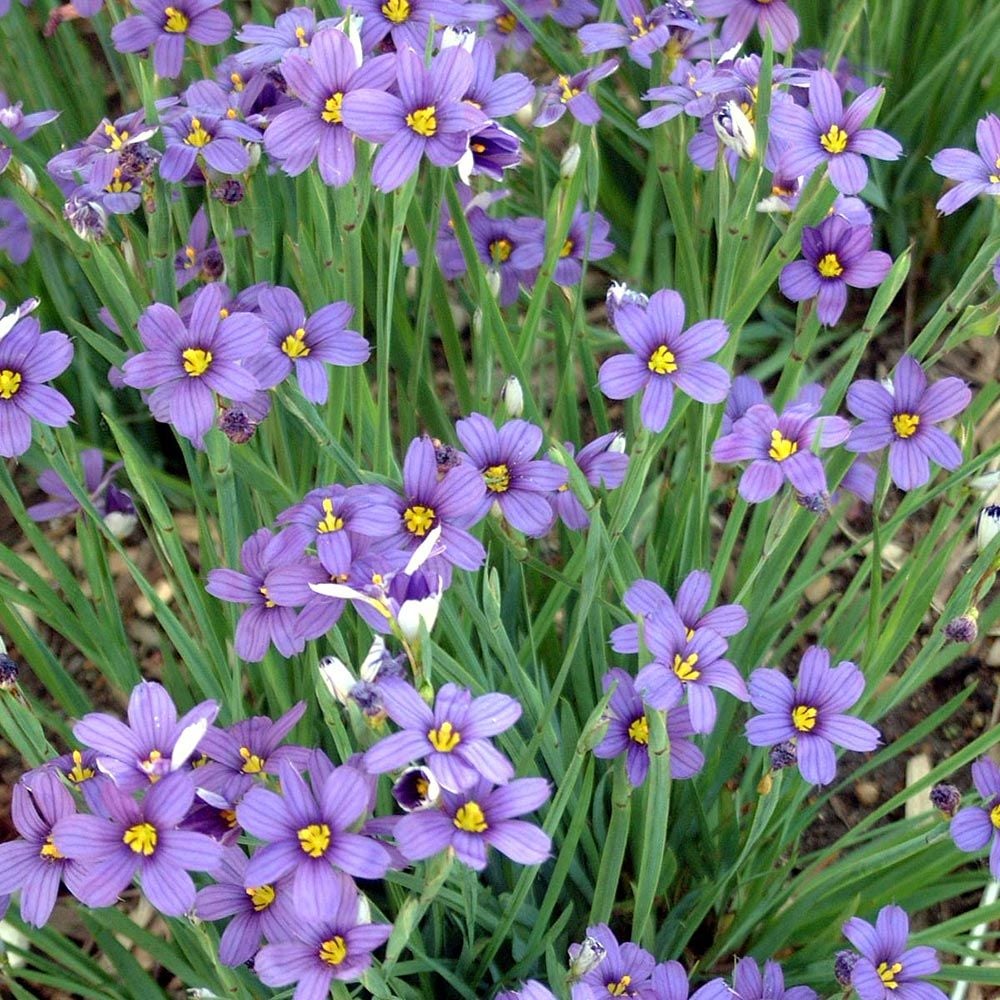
top-left (264, 27), bottom-right (396, 188)
top-left (206, 527), bottom-right (315, 661)
top-left (950, 758), bottom-right (1000, 877)
top-left (52, 772), bottom-right (223, 916)
top-left (394, 776), bottom-right (551, 870)
top-left (842, 905), bottom-right (947, 1000)
top-left (364, 678), bottom-right (521, 791)
top-left (845, 355), bottom-right (971, 491)
top-left (728, 957), bottom-right (817, 1000)
top-left (26, 448), bottom-right (113, 521)
top-left (745, 647), bottom-right (880, 785)
top-left (195, 845), bottom-right (298, 966)
top-left (698, 0), bottom-right (799, 52)
top-left (499, 983), bottom-right (557, 1000)
top-left (652, 961), bottom-right (731, 1000)
top-left (633, 606), bottom-right (749, 733)
top-left (0, 199), bottom-right (32, 264)
top-left (611, 571), bottom-right (747, 655)
top-left (0, 771), bottom-right (91, 926)
top-left (712, 399), bottom-right (851, 503)
top-left (235, 7), bottom-right (341, 69)
top-left (550, 432), bottom-right (629, 530)
top-left (459, 208), bottom-right (545, 306)
top-left (524, 0), bottom-right (597, 28)
top-left (31, 749), bottom-right (109, 814)
top-left (73, 679), bottom-right (219, 792)
top-left (779, 215), bottom-right (892, 325)
top-left (461, 122), bottom-right (523, 182)
top-left (579, 0), bottom-right (703, 69)
top-left (931, 113), bottom-right (1000, 215)
top-left (461, 35), bottom-right (533, 120)
top-left (0, 317), bottom-right (75, 459)
top-left (533, 59), bottom-right (619, 128)
top-left (253, 874), bottom-right (392, 995)
top-left (342, 46), bottom-right (486, 192)
top-left (159, 110), bottom-right (258, 182)
top-left (455, 413), bottom-right (567, 537)
top-left (248, 286), bottom-right (369, 402)
top-left (555, 207), bottom-right (615, 287)
top-left (770, 69), bottom-right (902, 195)
top-left (593, 669), bottom-right (704, 786)
top-left (111, 0), bottom-right (232, 79)
top-left (598, 288), bottom-right (730, 433)
top-left (121, 283), bottom-right (264, 446)
top-left (236, 761), bottom-right (391, 902)
top-left (0, 91), bottom-right (59, 174)
top-left (568, 923), bottom-right (656, 999)
top-left (174, 205), bottom-right (223, 287)
top-left (351, 0), bottom-right (491, 53)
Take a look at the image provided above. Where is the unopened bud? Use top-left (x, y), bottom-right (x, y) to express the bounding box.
top-left (606, 281), bottom-right (648, 327)
top-left (568, 935), bottom-right (607, 981)
top-left (501, 375), bottom-right (524, 418)
top-left (769, 741), bottom-right (797, 771)
top-left (212, 179), bottom-right (244, 205)
top-left (608, 431), bottom-right (627, 454)
top-left (103, 484), bottom-right (137, 539)
top-left (64, 192), bottom-right (107, 242)
top-left (392, 766), bottom-right (440, 811)
top-left (0, 652), bottom-right (18, 690)
top-left (485, 269), bottom-right (502, 300)
top-left (560, 142), bottom-right (581, 179)
top-left (944, 610), bottom-right (978, 644)
top-left (472, 307), bottom-right (484, 338)
top-left (219, 406), bottom-right (258, 444)
top-left (17, 163), bottom-right (37, 195)
top-left (833, 950), bottom-right (859, 988)
top-left (246, 143), bottom-right (261, 172)
top-left (929, 782), bottom-right (961, 818)
top-left (713, 100), bottom-right (756, 160)
top-left (318, 655), bottom-right (355, 705)
top-left (977, 504), bottom-right (1000, 558)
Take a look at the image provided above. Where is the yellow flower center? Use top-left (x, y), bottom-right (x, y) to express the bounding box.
top-left (608, 977), bottom-right (632, 996)
top-left (281, 326), bottom-right (311, 358)
top-left (220, 808), bottom-right (237, 828)
top-left (185, 117), bottom-right (211, 147)
top-left (182, 347), bottom-right (213, 376)
top-left (184, 245), bottom-right (197, 265)
top-left (322, 92), bottom-right (344, 124)
top-left (140, 748), bottom-right (164, 782)
top-left (163, 5), bottom-right (189, 32)
top-left (877, 962), bottom-right (903, 990)
top-left (490, 238), bottom-right (513, 263)
top-left (319, 935), bottom-right (348, 965)
top-left (559, 237), bottom-right (574, 258)
top-left (106, 167), bottom-right (132, 193)
top-left (791, 705), bottom-right (817, 732)
top-left (381, 0), bottom-right (410, 20)
top-left (123, 822), bottom-right (158, 856)
top-left (415, 776), bottom-right (429, 796)
top-left (819, 123), bottom-right (849, 155)
top-left (673, 653), bottom-right (700, 682)
top-left (40, 835), bottom-right (64, 861)
top-left (317, 497), bottom-right (344, 533)
top-left (0, 369), bottom-right (22, 399)
top-left (768, 430), bottom-right (798, 462)
top-left (239, 747), bottom-right (265, 773)
top-left (647, 345), bottom-right (677, 375)
top-left (294, 24), bottom-right (308, 45)
top-left (484, 463), bottom-right (511, 493)
top-left (406, 105), bottom-right (437, 136)
top-left (495, 11), bottom-right (516, 31)
top-left (259, 584), bottom-right (276, 609)
top-left (103, 123), bottom-right (129, 150)
top-left (817, 252), bottom-right (843, 278)
top-left (630, 13), bottom-right (647, 35)
top-left (230, 72), bottom-right (244, 91)
top-left (403, 504), bottom-right (436, 536)
top-left (557, 75), bottom-right (580, 103)
top-left (428, 720), bottom-right (461, 752)
top-left (297, 822), bottom-right (331, 858)
top-left (892, 412), bottom-right (920, 439)
top-left (453, 801), bottom-right (488, 833)
top-left (68, 750), bottom-right (95, 784)
top-left (628, 715), bottom-right (649, 745)
top-left (246, 884), bottom-right (275, 911)
top-left (990, 803), bottom-right (1000, 829)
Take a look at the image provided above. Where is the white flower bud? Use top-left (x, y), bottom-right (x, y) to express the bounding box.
top-left (485, 268), bottom-right (502, 300)
top-left (318, 654), bottom-right (356, 705)
top-left (560, 142), bottom-right (581, 179)
top-left (397, 589), bottom-right (442, 642)
top-left (568, 935), bottom-right (607, 981)
top-left (103, 510), bottom-right (137, 540)
top-left (501, 375), bottom-right (524, 417)
top-left (713, 100), bottom-right (756, 161)
top-left (16, 163), bottom-right (37, 195)
top-left (977, 504), bottom-right (1000, 554)
top-left (608, 431), bottom-right (627, 454)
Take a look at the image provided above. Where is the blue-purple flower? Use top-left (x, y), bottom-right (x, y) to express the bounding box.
top-left (159, 110), bottom-right (259, 182)
top-left (930, 113), bottom-right (1000, 215)
top-left (533, 59), bottom-right (618, 127)
top-left (235, 7), bottom-right (341, 69)
top-left (728, 957), bottom-right (817, 1000)
top-left (745, 647), bottom-right (880, 785)
top-left (26, 448), bottom-right (115, 521)
top-left (950, 757), bottom-right (1000, 878)
top-left (0, 91), bottom-right (59, 174)
top-left (698, 0), bottom-right (799, 52)
top-left (779, 215), bottom-right (892, 325)
top-left (550, 432), bottom-right (629, 530)
top-left (598, 288), bottom-right (730, 433)
top-left (555, 207), bottom-right (615, 287)
top-left (845, 355), bottom-right (971, 491)
top-left (568, 923), bottom-right (655, 999)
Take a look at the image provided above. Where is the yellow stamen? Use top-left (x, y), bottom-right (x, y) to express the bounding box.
top-left (123, 822), bottom-right (158, 856)
top-left (990, 803), bottom-right (1000, 829)
top-left (239, 747), bottom-right (265, 773)
top-left (297, 822), bottom-right (331, 858)
top-left (428, 720), bottom-right (461, 752)
top-left (219, 808), bottom-right (237, 828)
top-left (322, 92), bottom-right (344, 124)
top-left (453, 801), bottom-right (488, 833)
top-left (230, 72), bottom-right (244, 91)
top-left (557, 75), bottom-right (580, 103)
top-left (559, 237), bottom-right (574, 257)
top-left (68, 750), bottom-right (95, 784)
top-left (817, 252), bottom-right (843, 278)
top-left (105, 167), bottom-right (132, 193)
top-left (490, 238), bottom-right (512, 263)
top-left (647, 344), bottom-right (677, 375)
top-left (319, 935), bottom-right (348, 966)
top-left (246, 884), bottom-right (275, 911)
top-left (628, 715), bottom-right (649, 745)
top-left (494, 11), bottom-right (516, 31)
top-left (819, 123), bottom-right (848, 155)
top-left (258, 585), bottom-right (276, 609)
top-left (40, 835), bottom-right (64, 861)
top-left (791, 704), bottom-right (817, 732)
top-left (281, 326), bottom-right (310, 358)
top-left (630, 13), bottom-right (647, 35)
top-left (185, 117), bottom-right (211, 148)
top-left (182, 347), bottom-right (213, 376)
top-left (0, 369), bottom-right (22, 399)
top-left (768, 429), bottom-right (798, 462)
top-left (403, 504), bottom-right (436, 536)
top-left (608, 976), bottom-right (633, 996)
top-left (406, 106), bottom-right (437, 137)
top-left (877, 961), bottom-right (903, 990)
top-left (892, 412), bottom-right (920, 439)
top-left (317, 497), bottom-right (344, 533)
top-left (673, 653), bottom-right (700, 682)
top-left (484, 463), bottom-right (511, 493)
top-left (380, 0), bottom-right (410, 21)
top-left (163, 5), bottom-right (189, 32)
top-left (103, 123), bottom-right (129, 150)
top-left (294, 24), bottom-right (308, 45)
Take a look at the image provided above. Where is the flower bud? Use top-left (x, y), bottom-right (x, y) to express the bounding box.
top-left (16, 163), bottom-right (37, 195)
top-left (0, 652), bottom-right (18, 690)
top-left (608, 431), bottom-right (627, 454)
top-left (219, 406), bottom-right (258, 444)
top-left (212, 179), bottom-right (245, 205)
top-left (246, 142), bottom-right (261, 173)
top-left (944, 610), bottom-right (978, 644)
top-left (713, 100), bottom-right (756, 160)
top-left (64, 192), bottom-right (107, 242)
top-left (977, 504), bottom-right (1000, 554)
top-left (834, 950), bottom-right (859, 988)
top-left (568, 935), bottom-right (607, 981)
top-left (929, 782), bottom-right (961, 818)
top-left (103, 484), bottom-right (137, 540)
top-left (318, 655), bottom-right (355, 705)
top-left (392, 766), bottom-right (440, 811)
top-left (501, 375), bottom-right (524, 418)
top-left (485, 269), bottom-right (502, 300)
top-left (560, 142), bottom-right (581, 179)
top-left (605, 281), bottom-right (648, 327)
top-left (396, 590), bottom-right (442, 642)
top-left (769, 741), bottom-right (797, 771)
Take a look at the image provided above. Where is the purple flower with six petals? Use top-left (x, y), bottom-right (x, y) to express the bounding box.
top-left (930, 113), bottom-right (1000, 215)
top-left (950, 757), bottom-right (1000, 879)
